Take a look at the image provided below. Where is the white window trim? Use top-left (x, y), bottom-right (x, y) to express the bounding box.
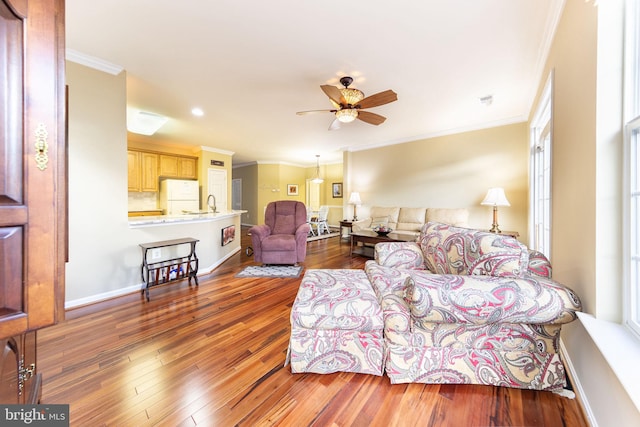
top-left (624, 116), bottom-right (640, 338)
top-left (529, 71), bottom-right (554, 257)
top-left (624, 0), bottom-right (640, 338)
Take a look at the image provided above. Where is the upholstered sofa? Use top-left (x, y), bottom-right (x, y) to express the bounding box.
top-left (364, 222), bottom-right (581, 391)
top-left (352, 206), bottom-right (469, 238)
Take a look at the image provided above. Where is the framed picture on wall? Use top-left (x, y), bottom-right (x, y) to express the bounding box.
top-left (221, 225), bottom-right (236, 246)
top-left (332, 182), bottom-right (343, 198)
top-left (287, 184), bottom-right (299, 196)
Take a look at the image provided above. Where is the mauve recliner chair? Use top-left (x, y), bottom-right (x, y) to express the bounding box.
top-left (249, 201), bottom-right (311, 265)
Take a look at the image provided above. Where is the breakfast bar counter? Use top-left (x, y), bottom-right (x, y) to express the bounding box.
top-left (65, 210), bottom-right (246, 308)
top-left (128, 210), bottom-right (243, 228)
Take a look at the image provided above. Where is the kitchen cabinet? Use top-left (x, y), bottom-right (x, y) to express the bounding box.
top-left (159, 154), bottom-right (179, 177)
top-left (140, 152), bottom-right (159, 191)
top-left (178, 157), bottom-right (197, 179)
top-left (128, 150), bottom-right (159, 192)
top-left (159, 154), bottom-right (197, 179)
top-left (0, 0), bottom-right (66, 404)
top-left (127, 151), bottom-right (141, 191)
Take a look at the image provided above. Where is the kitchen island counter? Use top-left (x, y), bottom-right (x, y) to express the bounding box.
top-left (66, 210), bottom-right (246, 308)
top-left (129, 210), bottom-right (244, 227)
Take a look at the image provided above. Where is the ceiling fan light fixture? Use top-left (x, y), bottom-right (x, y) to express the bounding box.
top-left (340, 88), bottom-right (364, 106)
top-left (336, 109), bottom-right (358, 123)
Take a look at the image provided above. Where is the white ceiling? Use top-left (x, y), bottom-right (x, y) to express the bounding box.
top-left (66, 0), bottom-right (564, 167)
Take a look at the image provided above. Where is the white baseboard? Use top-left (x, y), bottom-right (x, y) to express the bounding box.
top-left (560, 338), bottom-right (597, 427)
top-left (65, 247), bottom-right (241, 309)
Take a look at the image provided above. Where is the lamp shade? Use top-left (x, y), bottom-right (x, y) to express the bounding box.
top-left (481, 187), bottom-right (510, 207)
top-left (348, 192), bottom-right (362, 205)
top-left (312, 154), bottom-right (323, 183)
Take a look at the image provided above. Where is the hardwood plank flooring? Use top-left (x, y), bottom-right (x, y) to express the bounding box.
top-left (38, 227), bottom-right (588, 426)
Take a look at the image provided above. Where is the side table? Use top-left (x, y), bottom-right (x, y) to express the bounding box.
top-left (339, 220), bottom-right (353, 240)
top-left (140, 237), bottom-right (199, 301)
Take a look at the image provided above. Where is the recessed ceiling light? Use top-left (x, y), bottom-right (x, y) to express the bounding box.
top-left (127, 110), bottom-right (168, 135)
top-left (191, 107), bottom-right (204, 117)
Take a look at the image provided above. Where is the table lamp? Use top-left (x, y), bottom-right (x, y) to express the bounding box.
top-left (348, 192), bottom-right (362, 221)
top-left (481, 187), bottom-right (510, 233)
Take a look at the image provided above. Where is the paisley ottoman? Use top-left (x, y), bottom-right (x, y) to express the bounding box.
top-left (286, 269), bottom-right (384, 375)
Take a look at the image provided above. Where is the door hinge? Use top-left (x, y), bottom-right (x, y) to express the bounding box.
top-left (18, 357), bottom-right (35, 396)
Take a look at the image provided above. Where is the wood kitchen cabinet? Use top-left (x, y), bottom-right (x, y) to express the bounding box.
top-left (127, 151), bottom-right (141, 191)
top-left (128, 150), bottom-right (159, 192)
top-left (178, 156), bottom-right (197, 179)
top-left (159, 154), bottom-right (197, 179)
top-left (140, 152), bottom-right (159, 191)
top-left (0, 0), bottom-right (66, 404)
top-left (159, 154), bottom-right (179, 177)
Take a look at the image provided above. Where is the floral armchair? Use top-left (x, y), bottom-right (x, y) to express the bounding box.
top-left (364, 222), bottom-right (582, 391)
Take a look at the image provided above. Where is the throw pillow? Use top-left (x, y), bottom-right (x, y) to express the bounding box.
top-left (419, 222), bottom-right (529, 277)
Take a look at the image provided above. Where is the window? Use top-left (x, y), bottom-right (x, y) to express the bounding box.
top-left (624, 0), bottom-right (640, 337)
top-left (627, 120), bottom-right (640, 336)
top-left (529, 73), bottom-right (553, 258)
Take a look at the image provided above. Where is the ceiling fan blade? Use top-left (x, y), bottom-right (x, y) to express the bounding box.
top-left (328, 118), bottom-right (341, 131)
top-left (357, 110), bottom-right (386, 126)
top-left (321, 84), bottom-right (345, 105)
top-left (296, 109), bottom-right (334, 115)
top-left (357, 90), bottom-right (398, 109)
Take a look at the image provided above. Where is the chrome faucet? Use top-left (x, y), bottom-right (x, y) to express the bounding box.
top-left (207, 194), bottom-right (217, 213)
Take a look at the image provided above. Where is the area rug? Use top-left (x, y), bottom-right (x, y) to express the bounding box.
top-left (235, 265), bottom-right (304, 278)
top-left (307, 231), bottom-right (340, 242)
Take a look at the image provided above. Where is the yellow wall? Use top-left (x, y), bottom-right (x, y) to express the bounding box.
top-left (528, 1), bottom-right (637, 425)
top-left (128, 139), bottom-right (195, 156)
top-left (232, 162), bottom-right (345, 226)
top-left (346, 122), bottom-right (529, 241)
top-left (197, 147), bottom-right (234, 211)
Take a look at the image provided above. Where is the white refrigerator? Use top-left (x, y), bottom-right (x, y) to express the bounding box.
top-left (159, 179), bottom-right (200, 215)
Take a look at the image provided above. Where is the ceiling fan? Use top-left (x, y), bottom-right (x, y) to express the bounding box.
top-left (296, 76), bottom-right (398, 130)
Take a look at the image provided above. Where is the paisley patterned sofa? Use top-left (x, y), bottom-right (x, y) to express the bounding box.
top-left (364, 222), bottom-right (582, 391)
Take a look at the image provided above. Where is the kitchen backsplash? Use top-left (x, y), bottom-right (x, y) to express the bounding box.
top-left (128, 192), bottom-right (159, 211)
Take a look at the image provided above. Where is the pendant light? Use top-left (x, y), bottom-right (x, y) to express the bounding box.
top-left (312, 154), bottom-right (324, 184)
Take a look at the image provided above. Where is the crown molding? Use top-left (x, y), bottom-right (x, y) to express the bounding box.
top-left (199, 146), bottom-right (235, 156)
top-left (66, 49), bottom-right (124, 75)
top-left (343, 115), bottom-right (527, 153)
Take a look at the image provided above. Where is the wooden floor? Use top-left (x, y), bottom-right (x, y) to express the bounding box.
top-left (38, 227), bottom-right (588, 426)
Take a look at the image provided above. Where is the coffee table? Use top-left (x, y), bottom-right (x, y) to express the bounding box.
top-left (350, 230), bottom-right (416, 258)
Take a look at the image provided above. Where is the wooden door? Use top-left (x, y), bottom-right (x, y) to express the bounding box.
top-left (0, 0), bottom-right (66, 403)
